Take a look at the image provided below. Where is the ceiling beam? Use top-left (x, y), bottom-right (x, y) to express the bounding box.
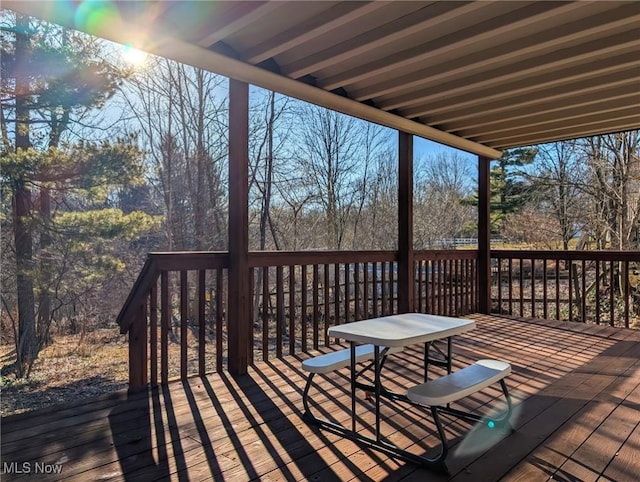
top-left (3, 1), bottom-right (502, 159)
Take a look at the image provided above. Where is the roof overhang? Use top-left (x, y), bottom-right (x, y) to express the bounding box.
top-left (5, 1), bottom-right (640, 159)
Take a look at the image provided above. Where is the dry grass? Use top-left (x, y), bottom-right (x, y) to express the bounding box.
top-left (0, 329), bottom-right (129, 417)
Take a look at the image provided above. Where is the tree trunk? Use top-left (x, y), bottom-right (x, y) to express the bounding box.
top-left (13, 15), bottom-right (37, 376)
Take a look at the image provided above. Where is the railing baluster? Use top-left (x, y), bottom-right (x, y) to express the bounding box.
top-left (381, 262), bottom-right (387, 316)
top-left (312, 264), bottom-right (319, 350)
top-left (555, 258), bottom-right (560, 321)
top-left (289, 265), bottom-right (296, 355)
top-left (372, 261), bottom-right (379, 317)
top-left (437, 259), bottom-right (442, 315)
top-left (215, 268), bottom-right (224, 372)
top-left (609, 260), bottom-right (615, 326)
top-left (364, 262), bottom-right (370, 317)
top-left (543, 259), bottom-right (548, 320)
top-left (508, 258), bottom-right (513, 316)
top-left (198, 269), bottom-right (206, 377)
top-left (301, 264), bottom-right (308, 352)
top-left (568, 259), bottom-right (573, 322)
top-left (161, 271), bottom-right (169, 384)
top-left (595, 259), bottom-right (601, 324)
top-left (334, 263), bottom-right (340, 332)
top-left (262, 267), bottom-right (269, 362)
top-left (497, 258), bottom-right (503, 315)
top-left (324, 264), bottom-right (330, 346)
top-left (455, 259), bottom-right (460, 315)
top-left (276, 265), bottom-right (284, 358)
top-left (581, 259), bottom-right (587, 323)
top-left (344, 263), bottom-right (351, 322)
top-left (390, 261), bottom-right (396, 314)
top-left (180, 270), bottom-right (188, 380)
top-left (624, 260), bottom-right (630, 328)
top-left (150, 283), bottom-right (158, 387)
top-left (519, 258), bottom-right (524, 317)
top-left (531, 258), bottom-right (536, 318)
top-left (431, 259), bottom-right (436, 315)
top-left (354, 262), bottom-right (360, 321)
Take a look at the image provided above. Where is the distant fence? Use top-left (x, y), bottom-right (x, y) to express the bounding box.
top-left (424, 238), bottom-right (504, 248)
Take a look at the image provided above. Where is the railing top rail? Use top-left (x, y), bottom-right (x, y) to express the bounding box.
top-left (148, 251), bottom-right (229, 271)
top-left (491, 249), bottom-right (640, 262)
top-left (116, 256), bottom-right (159, 334)
top-left (248, 250), bottom-right (397, 267)
top-left (414, 249), bottom-right (478, 260)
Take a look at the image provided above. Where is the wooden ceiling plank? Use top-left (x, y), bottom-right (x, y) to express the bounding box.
top-left (196, 2), bottom-right (281, 48)
top-left (321, 1), bottom-right (589, 91)
top-left (493, 121), bottom-right (640, 148)
top-left (362, 27), bottom-right (640, 108)
top-left (430, 76), bottom-right (640, 127)
top-left (244, 1), bottom-right (391, 64)
top-left (350, 5), bottom-right (640, 101)
top-left (454, 98), bottom-right (640, 137)
top-left (474, 111), bottom-right (640, 146)
top-left (396, 54), bottom-right (640, 118)
top-left (282, 1), bottom-right (488, 79)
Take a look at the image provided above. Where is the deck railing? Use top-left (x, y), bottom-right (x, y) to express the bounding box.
top-left (118, 249), bottom-right (480, 388)
top-left (491, 250), bottom-right (639, 328)
top-left (118, 249), bottom-right (637, 388)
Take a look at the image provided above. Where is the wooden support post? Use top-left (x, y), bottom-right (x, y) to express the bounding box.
top-left (398, 131), bottom-right (414, 313)
top-left (228, 79), bottom-right (250, 375)
top-left (478, 156), bottom-right (492, 314)
top-left (128, 302), bottom-right (148, 391)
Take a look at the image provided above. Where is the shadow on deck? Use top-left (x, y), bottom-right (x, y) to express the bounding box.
top-left (2, 315), bottom-right (640, 481)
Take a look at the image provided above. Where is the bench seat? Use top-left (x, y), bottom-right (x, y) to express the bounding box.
top-left (407, 359), bottom-right (511, 406)
top-left (302, 344), bottom-right (403, 374)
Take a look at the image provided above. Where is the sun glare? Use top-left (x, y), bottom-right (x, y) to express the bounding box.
top-left (121, 44), bottom-right (148, 68)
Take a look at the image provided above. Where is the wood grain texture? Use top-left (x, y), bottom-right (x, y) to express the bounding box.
top-left (2, 315), bottom-right (639, 481)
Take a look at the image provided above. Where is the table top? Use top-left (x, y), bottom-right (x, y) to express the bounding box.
top-left (327, 313), bottom-right (475, 347)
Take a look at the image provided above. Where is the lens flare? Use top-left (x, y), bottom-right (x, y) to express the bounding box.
top-left (74, 0), bottom-right (120, 36)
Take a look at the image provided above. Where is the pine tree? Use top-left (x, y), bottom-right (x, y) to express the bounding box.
top-left (1, 12), bottom-right (158, 377)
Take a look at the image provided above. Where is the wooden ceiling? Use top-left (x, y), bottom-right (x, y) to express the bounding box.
top-left (5, 1), bottom-right (640, 157)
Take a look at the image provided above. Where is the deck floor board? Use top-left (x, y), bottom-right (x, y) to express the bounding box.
top-left (2, 315), bottom-right (639, 481)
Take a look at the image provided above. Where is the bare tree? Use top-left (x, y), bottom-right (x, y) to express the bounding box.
top-left (414, 152), bottom-right (476, 248)
top-left (579, 132), bottom-right (640, 250)
top-left (297, 105), bottom-right (388, 249)
top-left (526, 140), bottom-right (585, 249)
top-left (122, 58), bottom-right (228, 250)
top-left (248, 90), bottom-right (295, 251)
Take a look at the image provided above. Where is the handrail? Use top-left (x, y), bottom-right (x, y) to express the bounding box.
top-left (492, 249), bottom-right (639, 262)
top-left (116, 257), bottom-right (158, 334)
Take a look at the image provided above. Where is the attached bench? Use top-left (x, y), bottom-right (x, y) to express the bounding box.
top-left (301, 344), bottom-right (403, 421)
top-left (406, 359), bottom-right (513, 471)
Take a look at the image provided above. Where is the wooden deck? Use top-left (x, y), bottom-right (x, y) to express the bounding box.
top-left (2, 314), bottom-right (640, 481)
